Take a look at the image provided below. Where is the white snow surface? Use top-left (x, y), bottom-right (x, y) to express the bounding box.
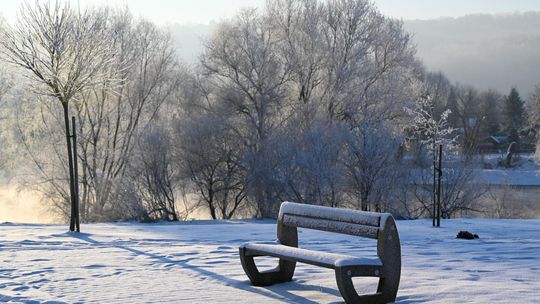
top-left (1, 218), bottom-right (539, 303)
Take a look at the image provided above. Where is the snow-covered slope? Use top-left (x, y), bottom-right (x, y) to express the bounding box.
top-left (1, 219), bottom-right (539, 303)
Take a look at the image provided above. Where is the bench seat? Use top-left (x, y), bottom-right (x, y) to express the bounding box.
top-left (241, 243), bottom-right (382, 269)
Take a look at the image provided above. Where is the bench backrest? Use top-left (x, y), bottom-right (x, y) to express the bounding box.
top-left (278, 201), bottom-right (387, 239)
top-left (276, 202), bottom-right (401, 273)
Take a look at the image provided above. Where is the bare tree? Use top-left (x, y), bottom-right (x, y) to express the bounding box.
top-left (128, 124), bottom-right (191, 221)
top-left (0, 67), bottom-right (11, 106)
top-left (178, 113), bottom-right (248, 219)
top-left (74, 14), bottom-right (181, 221)
top-left (389, 166), bottom-right (426, 219)
top-left (268, 120), bottom-right (346, 208)
top-left (198, 0), bottom-right (417, 217)
top-left (268, 0), bottom-right (416, 125)
top-left (412, 160), bottom-right (485, 219)
top-left (2, 5), bottom-right (181, 222)
top-left (201, 9), bottom-right (291, 217)
top-left (0, 67), bottom-right (13, 170)
top-left (527, 85), bottom-right (540, 128)
top-left (201, 9), bottom-right (289, 142)
top-left (527, 85), bottom-right (540, 161)
top-left (0, 1), bottom-right (114, 229)
top-left (342, 122), bottom-right (402, 212)
top-left (451, 85), bottom-right (485, 156)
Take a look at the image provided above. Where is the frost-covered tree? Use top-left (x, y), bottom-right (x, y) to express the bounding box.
top-left (127, 124), bottom-right (191, 222)
top-left (411, 160), bottom-right (485, 219)
top-left (454, 86), bottom-right (484, 156)
top-left (199, 0), bottom-right (417, 217)
top-left (2, 6), bottom-right (181, 222)
top-left (527, 85), bottom-right (540, 129)
top-left (342, 122), bottom-right (402, 212)
top-left (271, 120), bottom-right (346, 208)
top-left (0, 67), bottom-right (13, 171)
top-left (178, 112), bottom-right (248, 220)
top-left (0, 2), bottom-right (115, 229)
top-left (405, 78), bottom-right (457, 157)
top-left (75, 14), bottom-right (181, 221)
top-left (407, 95), bottom-right (455, 154)
top-left (527, 85), bottom-right (540, 162)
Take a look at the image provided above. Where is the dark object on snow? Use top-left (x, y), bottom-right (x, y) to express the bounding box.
top-left (239, 202), bottom-right (401, 304)
top-left (457, 231), bottom-right (479, 240)
top-left (505, 141), bottom-right (517, 167)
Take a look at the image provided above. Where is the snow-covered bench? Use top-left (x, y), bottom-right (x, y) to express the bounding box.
top-left (239, 202), bottom-right (401, 304)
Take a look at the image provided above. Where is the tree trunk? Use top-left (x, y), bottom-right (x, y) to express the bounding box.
top-left (62, 103), bottom-right (77, 231)
top-left (360, 190), bottom-right (369, 211)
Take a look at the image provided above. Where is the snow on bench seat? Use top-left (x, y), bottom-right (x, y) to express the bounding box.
top-left (241, 243), bottom-right (382, 269)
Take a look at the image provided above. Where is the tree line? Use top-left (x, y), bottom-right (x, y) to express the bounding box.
top-left (0, 0), bottom-right (538, 222)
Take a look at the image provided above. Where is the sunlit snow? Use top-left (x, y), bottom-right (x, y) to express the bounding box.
top-left (1, 219), bottom-right (539, 303)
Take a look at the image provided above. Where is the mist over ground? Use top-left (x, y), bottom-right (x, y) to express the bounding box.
top-left (0, 184), bottom-right (54, 223)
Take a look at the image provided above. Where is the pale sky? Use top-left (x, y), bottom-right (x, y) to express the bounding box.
top-left (1, 0), bottom-right (540, 25)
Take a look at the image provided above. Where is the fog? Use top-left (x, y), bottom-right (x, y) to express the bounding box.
top-left (0, 184), bottom-right (57, 224)
top-left (405, 12), bottom-right (540, 96)
top-left (170, 12), bottom-right (540, 96)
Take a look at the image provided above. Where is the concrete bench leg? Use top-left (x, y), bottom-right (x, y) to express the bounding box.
top-left (335, 266), bottom-right (397, 304)
top-left (239, 247), bottom-right (296, 286)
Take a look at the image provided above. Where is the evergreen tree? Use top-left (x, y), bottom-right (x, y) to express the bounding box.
top-left (504, 88), bottom-right (525, 143)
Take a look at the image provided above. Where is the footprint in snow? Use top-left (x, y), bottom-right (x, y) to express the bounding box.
top-left (12, 286), bottom-right (30, 291)
top-left (204, 260), bottom-right (227, 265)
top-left (30, 258), bottom-right (51, 262)
top-left (82, 264), bottom-right (107, 269)
top-left (28, 278), bottom-right (50, 285)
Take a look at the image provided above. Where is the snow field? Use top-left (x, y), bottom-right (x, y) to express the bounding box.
top-left (1, 219), bottom-right (539, 303)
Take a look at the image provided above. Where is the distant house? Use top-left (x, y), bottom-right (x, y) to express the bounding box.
top-left (478, 136), bottom-right (509, 153)
top-left (478, 134), bottom-right (536, 154)
top-left (519, 127), bottom-right (537, 153)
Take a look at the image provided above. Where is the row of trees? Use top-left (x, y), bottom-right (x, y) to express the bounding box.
top-left (416, 71), bottom-right (532, 155)
top-left (1, 3), bottom-right (185, 222)
top-left (0, 0), bottom-right (538, 222)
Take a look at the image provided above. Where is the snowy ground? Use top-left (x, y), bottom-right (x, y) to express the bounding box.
top-left (1, 219), bottom-right (539, 303)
